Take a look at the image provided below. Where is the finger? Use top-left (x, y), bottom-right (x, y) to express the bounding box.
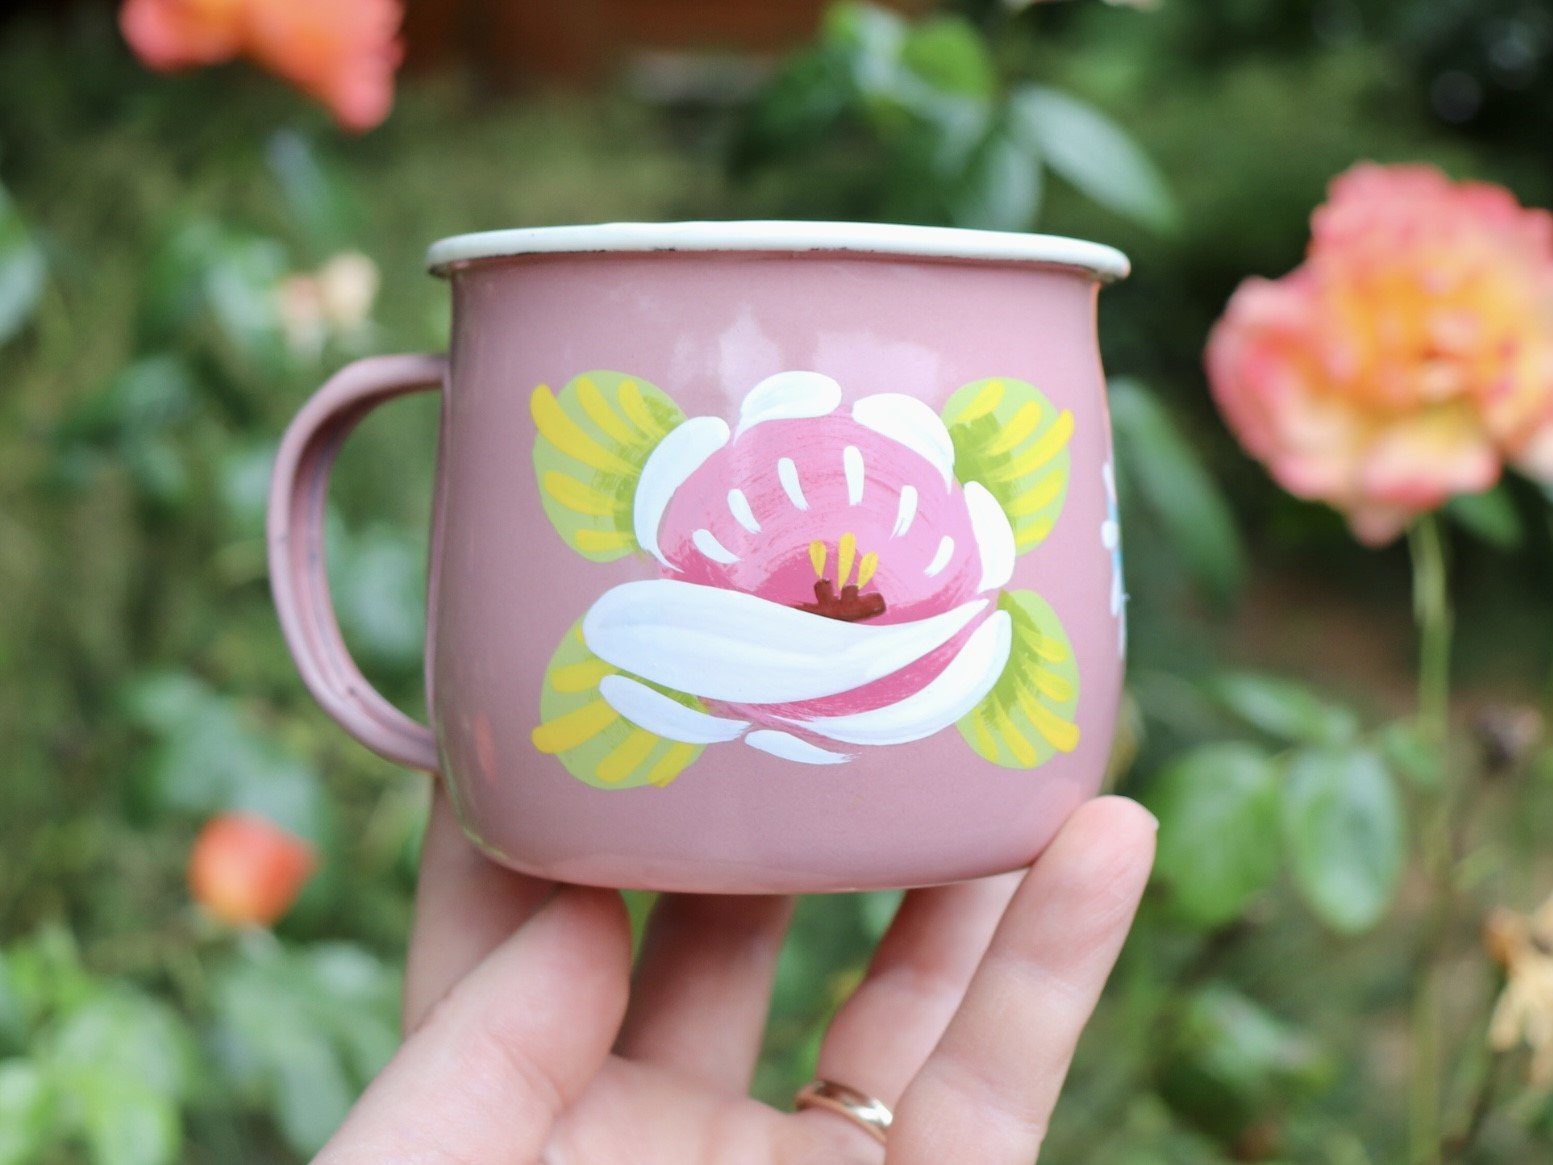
top-left (615, 894), bottom-right (794, 1089)
top-left (318, 884), bottom-right (632, 1165)
top-left (887, 797), bottom-right (1156, 1165)
top-left (403, 781), bottom-right (554, 1030)
top-left (804, 871), bottom-right (1022, 1120)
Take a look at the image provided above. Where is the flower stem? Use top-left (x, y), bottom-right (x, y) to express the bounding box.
top-left (1407, 513), bottom-right (1455, 1165)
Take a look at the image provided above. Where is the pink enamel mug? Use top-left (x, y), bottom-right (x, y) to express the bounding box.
top-left (268, 222), bottom-right (1130, 893)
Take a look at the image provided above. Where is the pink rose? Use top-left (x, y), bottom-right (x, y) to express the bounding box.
top-left (1206, 163), bottom-right (1553, 544)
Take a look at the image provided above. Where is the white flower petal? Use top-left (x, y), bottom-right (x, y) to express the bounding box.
top-left (633, 416), bottom-right (730, 567)
top-left (891, 485), bottom-right (919, 537)
top-left (692, 528), bottom-right (739, 564)
top-left (852, 394), bottom-right (955, 487)
top-left (727, 488), bottom-right (761, 533)
top-left (582, 579), bottom-right (988, 704)
top-left (735, 371), bottom-right (842, 436)
top-left (744, 730), bottom-right (851, 765)
top-left (787, 611), bottom-right (1011, 746)
top-left (777, 457), bottom-right (809, 511)
top-left (963, 481), bottom-right (1015, 592)
top-left (843, 444), bottom-right (865, 505)
top-left (923, 535), bottom-right (955, 578)
top-left (598, 675), bottom-right (750, 744)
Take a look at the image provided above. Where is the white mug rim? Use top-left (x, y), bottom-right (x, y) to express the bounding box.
top-left (426, 220), bottom-right (1130, 281)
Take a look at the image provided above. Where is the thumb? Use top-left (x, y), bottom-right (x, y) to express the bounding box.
top-left (318, 885), bottom-right (631, 1164)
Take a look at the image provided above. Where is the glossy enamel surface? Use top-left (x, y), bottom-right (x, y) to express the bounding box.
top-left (417, 249), bottom-right (1124, 891)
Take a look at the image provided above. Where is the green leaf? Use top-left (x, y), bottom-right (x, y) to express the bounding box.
top-left (266, 131), bottom-right (355, 248)
top-left (948, 121), bottom-right (1043, 231)
top-left (1009, 85), bottom-right (1176, 231)
top-left (533, 618), bottom-right (705, 789)
top-left (1158, 984), bottom-right (1329, 1140)
top-left (1110, 378), bottom-right (1246, 607)
top-left (76, 1076), bottom-right (180, 1165)
top-left (957, 590), bottom-right (1081, 770)
top-left (45, 990), bottom-right (196, 1105)
top-left (0, 180), bottom-right (45, 349)
top-left (1208, 673), bottom-right (1359, 746)
top-left (822, 1), bottom-right (907, 97)
top-left (733, 46), bottom-right (854, 167)
top-left (941, 376), bottom-right (1071, 552)
top-left (1149, 743), bottom-right (1280, 928)
top-left (211, 943), bottom-right (398, 1156)
top-left (0, 1059), bottom-right (54, 1165)
top-left (333, 525), bottom-right (426, 674)
top-left (900, 15), bottom-right (995, 99)
top-left (531, 371), bottom-right (685, 563)
top-left (123, 673), bottom-right (328, 842)
top-left (1281, 746), bottom-right (1405, 933)
top-left (1445, 486), bottom-right (1522, 549)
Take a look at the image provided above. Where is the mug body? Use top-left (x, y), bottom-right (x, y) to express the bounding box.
top-left (425, 224), bottom-right (1127, 893)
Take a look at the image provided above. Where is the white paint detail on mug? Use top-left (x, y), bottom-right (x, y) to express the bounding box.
top-left (692, 528), bottom-right (739, 564)
top-left (727, 488), bottom-right (761, 533)
top-left (963, 481), bottom-right (1015, 593)
top-left (891, 485), bottom-right (919, 538)
top-left (923, 535), bottom-right (955, 578)
top-left (634, 416), bottom-right (730, 567)
top-left (581, 579), bottom-right (989, 704)
top-left (744, 730), bottom-right (852, 765)
top-left (787, 611), bottom-right (1012, 746)
top-left (598, 674), bottom-right (750, 744)
top-left (843, 444), bottom-right (865, 505)
top-left (777, 457), bottom-right (808, 511)
top-left (734, 371), bottom-right (841, 437)
top-left (852, 393), bottom-right (956, 488)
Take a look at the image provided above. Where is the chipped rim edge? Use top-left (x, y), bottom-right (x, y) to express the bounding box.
top-left (426, 221), bottom-right (1130, 281)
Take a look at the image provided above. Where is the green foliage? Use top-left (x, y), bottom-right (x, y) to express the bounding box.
top-left (4, 4), bottom-right (1553, 1162)
top-left (733, 1), bottom-right (1174, 232)
top-left (1110, 378), bottom-right (1246, 608)
top-left (210, 943), bottom-right (400, 1155)
top-left (1208, 673), bottom-right (1361, 747)
top-left (0, 176), bottom-right (44, 349)
top-left (1281, 747), bottom-right (1405, 934)
top-left (1150, 743), bottom-right (1282, 928)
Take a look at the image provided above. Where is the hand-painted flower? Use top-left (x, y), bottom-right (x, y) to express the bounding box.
top-left (1206, 163), bottom-right (1553, 545)
top-left (120, 0), bottom-right (402, 131)
top-left (530, 370), bottom-right (1087, 788)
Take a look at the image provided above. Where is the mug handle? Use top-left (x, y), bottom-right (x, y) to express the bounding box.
top-left (267, 353), bottom-right (447, 774)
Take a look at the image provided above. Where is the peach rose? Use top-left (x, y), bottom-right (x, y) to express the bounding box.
top-left (1206, 163), bottom-right (1553, 544)
top-left (120, 0), bottom-right (402, 131)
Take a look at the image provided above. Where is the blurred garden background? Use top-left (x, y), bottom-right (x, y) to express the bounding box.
top-left (4, 0), bottom-right (1553, 1161)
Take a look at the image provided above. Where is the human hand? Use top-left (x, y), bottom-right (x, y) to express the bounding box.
top-left (317, 787), bottom-right (1156, 1164)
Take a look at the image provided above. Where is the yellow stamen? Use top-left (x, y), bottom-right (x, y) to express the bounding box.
top-left (809, 540), bottom-right (827, 578)
top-left (856, 551), bottom-right (879, 588)
top-left (531, 700), bottom-right (618, 754)
top-left (575, 376), bottom-right (641, 447)
top-left (596, 728), bottom-right (657, 783)
top-left (531, 385), bottom-right (636, 475)
top-left (837, 532), bottom-right (857, 588)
